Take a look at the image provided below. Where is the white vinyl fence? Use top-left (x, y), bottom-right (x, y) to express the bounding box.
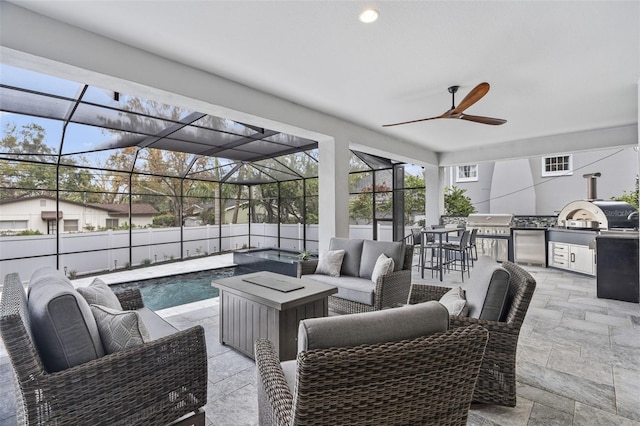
top-left (0, 223), bottom-right (413, 280)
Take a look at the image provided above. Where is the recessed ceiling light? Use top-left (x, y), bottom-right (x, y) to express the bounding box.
top-left (359, 8), bottom-right (379, 23)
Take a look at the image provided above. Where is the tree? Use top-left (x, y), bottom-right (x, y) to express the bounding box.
top-left (0, 123), bottom-right (98, 201)
top-left (612, 176), bottom-right (639, 209)
top-left (444, 186), bottom-right (475, 216)
top-left (404, 173), bottom-right (426, 225)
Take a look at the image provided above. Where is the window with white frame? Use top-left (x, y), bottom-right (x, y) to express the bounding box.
top-left (542, 154), bottom-right (573, 177)
top-left (63, 219), bottom-right (79, 232)
top-left (0, 220), bottom-right (28, 230)
top-left (105, 218), bottom-right (119, 229)
top-left (456, 165), bottom-right (478, 182)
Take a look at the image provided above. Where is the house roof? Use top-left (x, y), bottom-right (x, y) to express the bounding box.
top-left (90, 203), bottom-right (160, 216)
top-left (0, 196), bottom-right (159, 216)
top-left (1, 1), bottom-right (637, 167)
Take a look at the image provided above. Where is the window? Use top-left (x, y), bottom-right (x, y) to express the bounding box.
top-left (456, 165), bottom-right (478, 182)
top-left (63, 219), bottom-right (78, 232)
top-left (0, 220), bottom-right (28, 230)
top-left (542, 155), bottom-right (573, 177)
top-left (105, 219), bottom-right (119, 229)
top-left (40, 199), bottom-right (46, 207)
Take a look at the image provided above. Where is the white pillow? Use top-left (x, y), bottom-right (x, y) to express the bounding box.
top-left (90, 304), bottom-right (150, 354)
top-left (315, 249), bottom-right (345, 277)
top-left (371, 254), bottom-right (395, 283)
top-left (439, 287), bottom-right (469, 316)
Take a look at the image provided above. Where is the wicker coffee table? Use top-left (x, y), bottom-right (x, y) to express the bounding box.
top-left (213, 271), bottom-right (337, 361)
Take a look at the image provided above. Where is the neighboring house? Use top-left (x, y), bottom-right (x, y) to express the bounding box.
top-left (0, 196), bottom-right (159, 234)
top-left (445, 147), bottom-right (639, 215)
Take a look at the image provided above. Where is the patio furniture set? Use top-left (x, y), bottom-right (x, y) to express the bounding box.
top-left (0, 236), bottom-right (536, 425)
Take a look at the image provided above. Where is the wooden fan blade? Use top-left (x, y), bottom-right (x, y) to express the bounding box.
top-left (459, 113), bottom-right (507, 125)
top-left (382, 115), bottom-right (445, 127)
top-left (451, 82), bottom-right (490, 114)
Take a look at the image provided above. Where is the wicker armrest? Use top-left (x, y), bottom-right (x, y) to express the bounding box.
top-left (375, 269), bottom-right (412, 309)
top-left (114, 288), bottom-right (145, 310)
top-left (408, 283), bottom-right (451, 304)
top-left (255, 338), bottom-right (293, 426)
top-left (32, 326), bottom-right (208, 425)
top-left (298, 259), bottom-right (319, 276)
top-left (449, 315), bottom-right (519, 335)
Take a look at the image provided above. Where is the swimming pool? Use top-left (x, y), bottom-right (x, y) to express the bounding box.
top-left (111, 266), bottom-right (255, 311)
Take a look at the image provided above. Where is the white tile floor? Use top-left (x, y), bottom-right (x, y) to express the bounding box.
top-left (1, 254), bottom-right (639, 425)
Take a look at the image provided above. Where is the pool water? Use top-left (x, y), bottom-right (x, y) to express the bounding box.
top-left (112, 266), bottom-right (255, 311)
top-left (247, 249), bottom-right (303, 263)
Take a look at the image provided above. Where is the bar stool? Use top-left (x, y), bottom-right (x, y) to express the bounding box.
top-left (442, 230), bottom-right (471, 281)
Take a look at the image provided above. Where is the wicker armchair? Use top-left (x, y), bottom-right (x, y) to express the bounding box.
top-left (0, 272), bottom-right (208, 426)
top-left (255, 324), bottom-right (488, 426)
top-left (409, 260), bottom-right (536, 407)
top-left (300, 244), bottom-right (413, 314)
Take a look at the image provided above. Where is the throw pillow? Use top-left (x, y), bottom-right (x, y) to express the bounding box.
top-left (90, 304), bottom-right (150, 354)
top-left (370, 253), bottom-right (395, 283)
top-left (439, 286), bottom-right (469, 316)
top-left (315, 249), bottom-right (346, 277)
top-left (77, 278), bottom-right (123, 310)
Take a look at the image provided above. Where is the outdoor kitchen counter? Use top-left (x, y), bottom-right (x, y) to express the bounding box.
top-left (547, 228), bottom-right (597, 276)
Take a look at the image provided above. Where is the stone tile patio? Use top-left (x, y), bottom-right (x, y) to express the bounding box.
top-left (1, 255), bottom-right (639, 425)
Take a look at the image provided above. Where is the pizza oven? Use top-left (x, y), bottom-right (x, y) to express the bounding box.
top-left (557, 173), bottom-right (638, 230)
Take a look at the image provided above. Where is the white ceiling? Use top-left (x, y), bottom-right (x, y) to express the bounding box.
top-left (5, 1), bottom-right (640, 158)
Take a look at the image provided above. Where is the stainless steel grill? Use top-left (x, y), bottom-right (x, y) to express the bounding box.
top-left (466, 214), bottom-right (514, 235)
top-left (466, 214), bottom-right (514, 262)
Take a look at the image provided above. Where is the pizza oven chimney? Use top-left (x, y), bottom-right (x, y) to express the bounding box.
top-left (583, 172), bottom-right (601, 201)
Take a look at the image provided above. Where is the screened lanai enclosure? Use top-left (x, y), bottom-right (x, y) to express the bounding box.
top-left (0, 64), bottom-right (425, 278)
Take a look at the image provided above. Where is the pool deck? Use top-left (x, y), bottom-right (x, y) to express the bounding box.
top-left (2, 254), bottom-right (640, 425)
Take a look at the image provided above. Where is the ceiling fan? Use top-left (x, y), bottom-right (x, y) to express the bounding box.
top-left (382, 82), bottom-right (507, 127)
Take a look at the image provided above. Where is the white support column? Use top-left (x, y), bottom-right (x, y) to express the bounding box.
top-left (318, 136), bottom-right (350, 251)
top-left (424, 165), bottom-right (445, 227)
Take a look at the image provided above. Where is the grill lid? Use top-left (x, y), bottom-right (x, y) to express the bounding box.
top-left (467, 213), bottom-right (514, 227)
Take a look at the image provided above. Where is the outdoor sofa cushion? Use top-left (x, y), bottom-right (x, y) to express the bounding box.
top-left (465, 256), bottom-right (511, 321)
top-left (328, 237), bottom-right (364, 276)
top-left (301, 273), bottom-right (375, 306)
top-left (298, 300), bottom-right (449, 352)
top-left (28, 267), bottom-right (106, 372)
top-left (359, 239), bottom-right (405, 278)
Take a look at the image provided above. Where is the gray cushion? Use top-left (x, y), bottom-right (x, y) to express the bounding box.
top-left (77, 278), bottom-right (123, 310)
top-left (329, 238), bottom-right (364, 277)
top-left (465, 257), bottom-right (511, 321)
top-left (315, 249), bottom-right (345, 277)
top-left (298, 301), bottom-right (449, 352)
top-left (359, 240), bottom-right (405, 279)
top-left (90, 305), bottom-right (150, 354)
top-left (136, 307), bottom-right (179, 340)
top-left (280, 360), bottom-right (297, 392)
top-left (301, 274), bottom-right (375, 306)
top-left (28, 266), bottom-right (73, 296)
top-left (28, 268), bottom-right (105, 372)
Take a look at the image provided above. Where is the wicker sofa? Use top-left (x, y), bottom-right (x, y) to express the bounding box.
top-left (300, 237), bottom-right (413, 314)
top-left (255, 301), bottom-right (489, 425)
top-left (0, 268), bottom-right (208, 425)
top-left (409, 258), bottom-right (537, 407)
